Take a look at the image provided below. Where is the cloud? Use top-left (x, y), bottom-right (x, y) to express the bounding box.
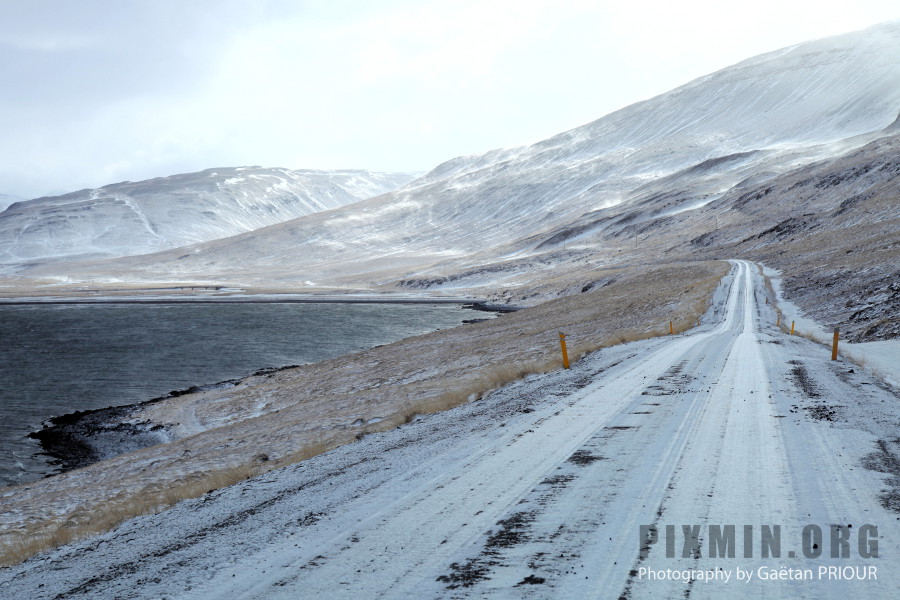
top-left (344, 1), bottom-right (555, 84)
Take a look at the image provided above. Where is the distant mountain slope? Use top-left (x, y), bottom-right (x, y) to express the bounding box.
top-left (7, 20), bottom-right (900, 344)
top-left (0, 167), bottom-right (415, 264)
top-left (0, 194), bottom-right (23, 213)
top-left (48, 20), bottom-right (899, 288)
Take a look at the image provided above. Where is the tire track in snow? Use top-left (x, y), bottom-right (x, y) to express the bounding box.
top-left (188, 264), bottom-right (747, 599)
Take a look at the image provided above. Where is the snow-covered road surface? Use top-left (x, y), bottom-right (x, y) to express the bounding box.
top-left (3, 260), bottom-right (899, 599)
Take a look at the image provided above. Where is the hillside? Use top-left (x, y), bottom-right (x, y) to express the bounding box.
top-left (0, 167), bottom-right (415, 268)
top-left (7, 21), bottom-right (896, 324)
top-left (0, 194), bottom-right (23, 213)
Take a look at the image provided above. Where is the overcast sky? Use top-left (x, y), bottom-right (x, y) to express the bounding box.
top-left (1, 0), bottom-right (898, 199)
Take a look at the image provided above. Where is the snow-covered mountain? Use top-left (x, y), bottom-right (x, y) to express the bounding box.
top-left (0, 194), bottom-right (23, 213)
top-left (0, 167), bottom-right (415, 264)
top-left (5, 20), bottom-right (900, 331)
top-left (46, 20), bottom-right (898, 289)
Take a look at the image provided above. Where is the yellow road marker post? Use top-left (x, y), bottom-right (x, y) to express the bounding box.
top-left (559, 333), bottom-right (570, 369)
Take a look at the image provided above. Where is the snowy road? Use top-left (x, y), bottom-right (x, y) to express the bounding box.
top-left (3, 260), bottom-right (899, 599)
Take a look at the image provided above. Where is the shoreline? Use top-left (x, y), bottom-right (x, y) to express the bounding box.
top-left (27, 364), bottom-right (299, 476)
top-left (0, 261), bottom-right (730, 568)
top-left (21, 303), bottom-right (513, 480)
top-left (0, 294), bottom-right (491, 306)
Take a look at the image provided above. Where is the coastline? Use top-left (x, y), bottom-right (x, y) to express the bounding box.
top-left (0, 293), bottom-right (489, 306)
top-left (12, 301), bottom-right (505, 484)
top-left (22, 298), bottom-right (511, 477)
top-left (27, 364), bottom-right (298, 475)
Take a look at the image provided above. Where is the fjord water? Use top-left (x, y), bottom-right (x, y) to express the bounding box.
top-left (0, 302), bottom-right (474, 486)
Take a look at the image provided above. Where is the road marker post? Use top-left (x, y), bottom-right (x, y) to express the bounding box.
top-left (559, 333), bottom-right (570, 369)
top-left (776, 313), bottom-right (781, 327)
top-left (831, 328), bottom-right (840, 361)
top-left (790, 321), bottom-right (795, 335)
top-left (669, 321), bottom-right (674, 335)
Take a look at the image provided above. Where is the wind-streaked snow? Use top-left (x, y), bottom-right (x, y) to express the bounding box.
top-left (14, 21), bottom-right (896, 293)
top-left (0, 168), bottom-right (416, 265)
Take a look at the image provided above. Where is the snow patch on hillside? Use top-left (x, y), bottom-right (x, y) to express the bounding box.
top-left (0, 168), bottom-right (417, 266)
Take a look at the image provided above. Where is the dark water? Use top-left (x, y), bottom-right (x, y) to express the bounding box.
top-left (0, 302), bottom-right (474, 486)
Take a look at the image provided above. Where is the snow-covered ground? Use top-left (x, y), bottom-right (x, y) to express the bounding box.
top-left (764, 264), bottom-right (900, 387)
top-left (2, 260), bottom-right (898, 599)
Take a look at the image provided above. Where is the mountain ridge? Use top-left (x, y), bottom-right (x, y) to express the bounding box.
top-left (0, 167), bottom-right (416, 266)
top-left (45, 21), bottom-right (897, 285)
top-left (2, 21), bottom-right (898, 342)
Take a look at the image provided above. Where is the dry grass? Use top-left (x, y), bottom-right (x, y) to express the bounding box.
top-left (0, 260), bottom-right (729, 567)
top-left (0, 440), bottom-right (335, 568)
top-left (794, 329), bottom-right (829, 345)
top-left (837, 349), bottom-right (890, 383)
top-left (759, 267), bottom-right (799, 338)
top-left (0, 466), bottom-right (257, 568)
top-left (758, 268), bottom-right (883, 372)
top-left (398, 358), bottom-right (558, 422)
